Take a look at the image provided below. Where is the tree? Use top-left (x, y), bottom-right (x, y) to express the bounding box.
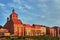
top-left (0, 25), bottom-right (2, 28)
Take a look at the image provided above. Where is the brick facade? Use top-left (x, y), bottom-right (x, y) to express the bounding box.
top-left (0, 9), bottom-right (59, 37)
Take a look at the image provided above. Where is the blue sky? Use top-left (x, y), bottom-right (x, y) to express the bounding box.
top-left (0, 0), bottom-right (60, 27)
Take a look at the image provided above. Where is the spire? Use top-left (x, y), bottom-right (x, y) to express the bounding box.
top-left (10, 9), bottom-right (18, 20)
top-left (11, 8), bottom-right (18, 15)
top-left (11, 9), bottom-right (17, 14)
top-left (12, 8), bottom-right (15, 12)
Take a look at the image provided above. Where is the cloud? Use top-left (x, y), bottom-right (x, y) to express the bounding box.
top-left (7, 3), bottom-right (17, 8)
top-left (24, 4), bottom-right (32, 9)
top-left (54, 0), bottom-right (60, 4)
top-left (38, 0), bottom-right (48, 2)
top-left (0, 3), bottom-right (5, 7)
top-left (37, 3), bottom-right (49, 13)
top-left (1, 12), bottom-right (10, 19)
top-left (7, 0), bottom-right (32, 12)
top-left (53, 0), bottom-right (60, 9)
top-left (0, 0), bottom-right (60, 26)
top-left (13, 0), bottom-right (21, 4)
top-left (41, 15), bottom-right (45, 18)
top-left (18, 6), bottom-right (25, 12)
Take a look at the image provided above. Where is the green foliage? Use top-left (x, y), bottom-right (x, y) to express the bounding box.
top-left (0, 25), bottom-right (2, 28)
top-left (2, 35), bottom-right (60, 40)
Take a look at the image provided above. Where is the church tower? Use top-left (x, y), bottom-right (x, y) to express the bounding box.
top-left (4, 9), bottom-right (24, 36)
top-left (10, 9), bottom-right (18, 20)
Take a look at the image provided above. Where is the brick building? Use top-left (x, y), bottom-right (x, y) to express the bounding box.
top-left (0, 28), bottom-right (10, 36)
top-left (3, 9), bottom-right (46, 36)
top-left (0, 9), bottom-right (59, 37)
top-left (46, 26), bottom-right (60, 37)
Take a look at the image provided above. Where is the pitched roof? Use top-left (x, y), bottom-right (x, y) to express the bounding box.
top-left (12, 19), bottom-right (22, 24)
